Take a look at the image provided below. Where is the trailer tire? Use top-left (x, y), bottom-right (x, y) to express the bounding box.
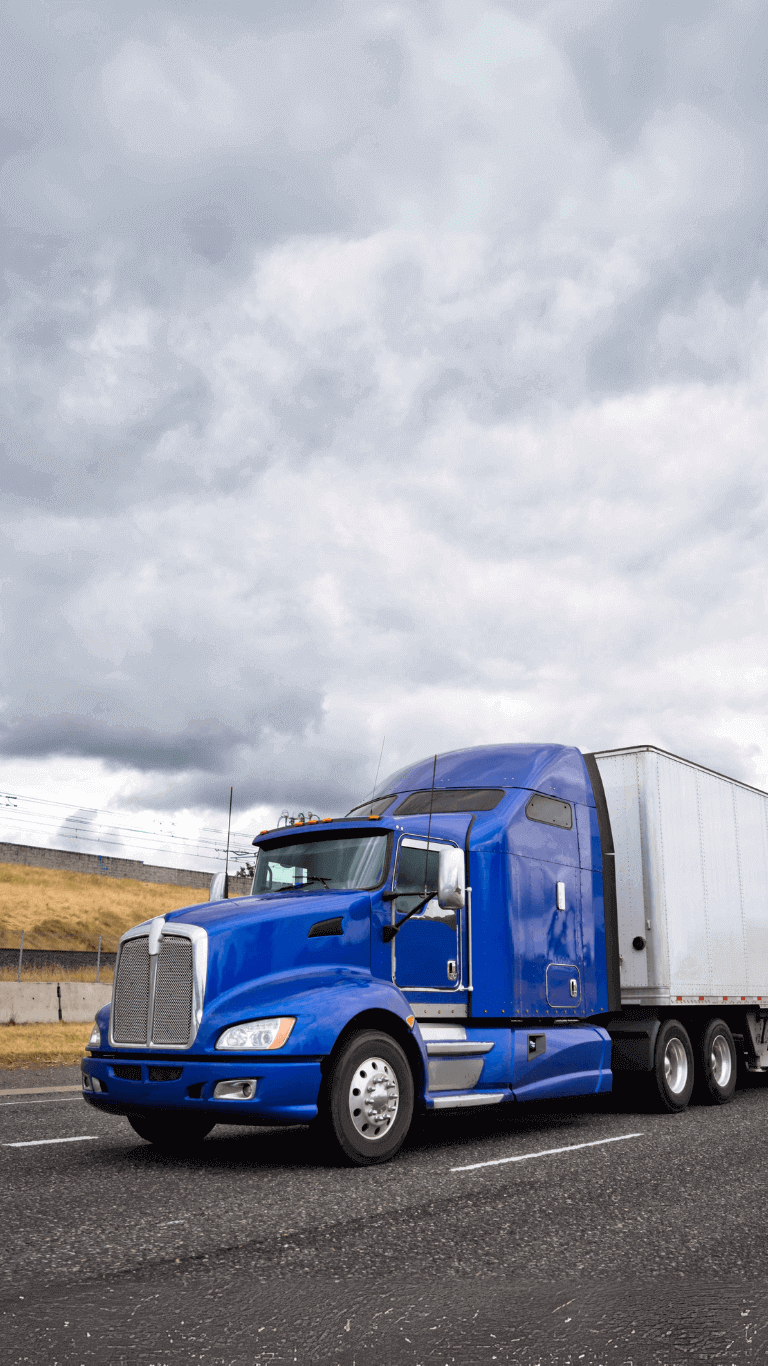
top-left (128, 1113), bottom-right (214, 1150)
top-left (323, 1030), bottom-right (414, 1166)
top-left (694, 1018), bottom-right (737, 1105)
top-left (651, 1018), bottom-right (694, 1112)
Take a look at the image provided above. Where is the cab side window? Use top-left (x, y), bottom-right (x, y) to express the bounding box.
top-left (395, 844), bottom-right (439, 895)
top-left (526, 794), bottom-right (572, 829)
top-left (508, 792), bottom-right (579, 866)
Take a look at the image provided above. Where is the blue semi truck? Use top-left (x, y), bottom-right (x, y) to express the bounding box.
top-left (82, 743), bottom-right (768, 1163)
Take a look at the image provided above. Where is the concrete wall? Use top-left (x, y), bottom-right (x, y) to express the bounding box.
top-left (0, 841), bottom-right (215, 888)
top-left (0, 982), bottom-right (112, 1024)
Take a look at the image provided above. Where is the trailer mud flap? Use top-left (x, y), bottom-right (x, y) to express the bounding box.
top-left (607, 1018), bottom-right (660, 1072)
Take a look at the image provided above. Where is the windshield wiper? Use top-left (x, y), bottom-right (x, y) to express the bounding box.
top-left (279, 875), bottom-right (333, 892)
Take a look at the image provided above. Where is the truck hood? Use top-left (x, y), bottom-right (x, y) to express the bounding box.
top-left (166, 889), bottom-right (372, 1002)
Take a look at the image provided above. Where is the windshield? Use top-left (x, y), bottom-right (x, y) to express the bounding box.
top-left (253, 833), bottom-right (390, 894)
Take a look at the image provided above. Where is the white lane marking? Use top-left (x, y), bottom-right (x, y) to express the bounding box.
top-left (451, 1132), bottom-right (643, 1172)
top-left (0, 1085), bottom-right (82, 1097)
top-left (4, 1135), bottom-right (98, 1148)
top-left (0, 1097), bottom-right (84, 1108)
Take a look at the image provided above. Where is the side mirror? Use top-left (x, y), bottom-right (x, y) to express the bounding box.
top-left (209, 871), bottom-right (228, 901)
top-left (437, 847), bottom-right (465, 910)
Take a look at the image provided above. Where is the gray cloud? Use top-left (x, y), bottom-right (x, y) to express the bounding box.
top-left (2, 0), bottom-right (768, 828)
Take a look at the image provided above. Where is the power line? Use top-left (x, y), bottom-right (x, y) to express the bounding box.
top-left (0, 789), bottom-right (256, 870)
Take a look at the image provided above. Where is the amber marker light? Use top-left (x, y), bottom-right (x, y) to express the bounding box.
top-left (322, 818), bottom-right (333, 822)
top-left (406, 1015), bottom-right (415, 1028)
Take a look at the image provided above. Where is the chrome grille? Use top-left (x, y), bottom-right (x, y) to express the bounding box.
top-left (112, 937), bottom-right (151, 1044)
top-left (151, 937), bottom-right (194, 1045)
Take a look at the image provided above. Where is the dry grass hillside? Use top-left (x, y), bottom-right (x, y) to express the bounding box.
top-left (0, 863), bottom-right (217, 952)
top-left (0, 1022), bottom-right (94, 1068)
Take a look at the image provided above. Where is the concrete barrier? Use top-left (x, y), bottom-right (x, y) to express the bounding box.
top-left (0, 983), bottom-right (59, 1025)
top-left (0, 982), bottom-right (112, 1024)
top-left (58, 982), bottom-right (112, 1022)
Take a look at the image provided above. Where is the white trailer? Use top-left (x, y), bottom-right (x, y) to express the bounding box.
top-left (594, 745), bottom-right (768, 1101)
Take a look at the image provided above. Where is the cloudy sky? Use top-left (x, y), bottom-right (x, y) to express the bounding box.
top-left (2, 0), bottom-right (768, 852)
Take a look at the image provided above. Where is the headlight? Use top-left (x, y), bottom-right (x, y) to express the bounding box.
top-left (87, 1023), bottom-right (101, 1048)
top-left (215, 1017), bottom-right (296, 1051)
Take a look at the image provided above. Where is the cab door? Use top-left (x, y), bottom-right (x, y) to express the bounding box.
top-left (391, 838), bottom-right (463, 990)
top-left (507, 792), bottom-right (584, 1017)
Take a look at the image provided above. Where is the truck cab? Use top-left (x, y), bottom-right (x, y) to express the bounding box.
top-left (82, 743), bottom-right (616, 1163)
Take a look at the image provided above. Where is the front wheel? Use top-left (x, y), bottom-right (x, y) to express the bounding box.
top-left (128, 1113), bottom-right (214, 1150)
top-left (694, 1017), bottom-right (737, 1105)
top-left (322, 1030), bottom-right (414, 1166)
top-left (651, 1018), bottom-right (694, 1112)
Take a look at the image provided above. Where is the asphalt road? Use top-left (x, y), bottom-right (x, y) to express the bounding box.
top-left (1, 1063), bottom-right (767, 1365)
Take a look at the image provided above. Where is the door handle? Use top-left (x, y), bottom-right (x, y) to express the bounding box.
top-left (447, 960), bottom-right (457, 981)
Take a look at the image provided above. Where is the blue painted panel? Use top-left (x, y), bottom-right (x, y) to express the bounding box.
top-left (395, 917), bottom-right (457, 988)
top-left (465, 1028), bottom-right (512, 1085)
top-left (575, 803), bottom-right (602, 870)
top-left (504, 790), bottom-right (580, 868)
top-left (95, 967), bottom-right (429, 1097)
top-left (510, 1026), bottom-right (609, 1101)
top-left (176, 889), bottom-right (372, 1005)
top-left (196, 968), bottom-right (419, 1060)
top-left (508, 854), bottom-right (583, 1018)
top-left (514, 1070), bottom-right (603, 1101)
top-left (580, 867), bottom-right (609, 1015)
top-left (468, 850), bottom-right (516, 1018)
top-left (84, 1055), bottom-right (324, 1124)
top-left (546, 962), bottom-right (581, 1008)
top-left (379, 744), bottom-right (595, 807)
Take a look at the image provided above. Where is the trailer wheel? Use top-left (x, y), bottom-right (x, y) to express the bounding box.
top-left (694, 1018), bottom-right (737, 1105)
top-left (128, 1113), bottom-right (214, 1150)
top-left (651, 1019), bottom-right (694, 1112)
top-left (323, 1030), bottom-right (414, 1166)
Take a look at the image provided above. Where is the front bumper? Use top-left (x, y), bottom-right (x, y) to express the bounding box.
top-left (81, 1055), bottom-right (322, 1125)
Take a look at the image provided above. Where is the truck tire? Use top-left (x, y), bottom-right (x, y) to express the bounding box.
top-left (323, 1030), bottom-right (414, 1166)
top-left (694, 1017), bottom-right (737, 1105)
top-left (651, 1018), bottom-right (694, 1112)
top-left (128, 1113), bottom-right (214, 1150)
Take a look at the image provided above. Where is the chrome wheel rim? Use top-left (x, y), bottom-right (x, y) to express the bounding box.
top-left (348, 1056), bottom-right (399, 1141)
top-left (710, 1034), bottom-right (732, 1089)
top-left (664, 1037), bottom-right (688, 1095)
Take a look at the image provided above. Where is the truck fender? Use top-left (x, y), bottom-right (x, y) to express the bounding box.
top-left (607, 1017), bottom-right (660, 1072)
top-left (198, 968), bottom-right (425, 1063)
top-left (318, 1006), bottom-right (427, 1104)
